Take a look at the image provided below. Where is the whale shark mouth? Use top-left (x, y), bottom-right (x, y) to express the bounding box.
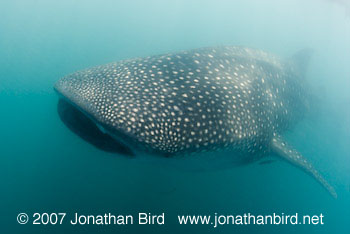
top-left (56, 98), bottom-right (134, 156)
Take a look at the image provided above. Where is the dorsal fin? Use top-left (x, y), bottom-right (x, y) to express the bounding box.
top-left (271, 135), bottom-right (337, 198)
top-left (289, 48), bottom-right (314, 78)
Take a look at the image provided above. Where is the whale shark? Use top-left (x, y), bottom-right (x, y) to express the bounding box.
top-left (54, 46), bottom-right (336, 198)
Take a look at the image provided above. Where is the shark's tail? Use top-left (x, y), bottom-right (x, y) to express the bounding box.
top-left (271, 135), bottom-right (337, 198)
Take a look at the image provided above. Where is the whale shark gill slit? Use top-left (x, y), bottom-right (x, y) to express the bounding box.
top-left (57, 99), bottom-right (134, 156)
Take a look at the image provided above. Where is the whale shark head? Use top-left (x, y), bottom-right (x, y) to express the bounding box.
top-left (54, 71), bottom-right (136, 156)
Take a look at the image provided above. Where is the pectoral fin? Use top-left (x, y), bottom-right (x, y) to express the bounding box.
top-left (271, 135), bottom-right (337, 198)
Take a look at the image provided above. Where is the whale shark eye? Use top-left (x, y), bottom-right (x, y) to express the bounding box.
top-left (57, 99), bottom-right (134, 156)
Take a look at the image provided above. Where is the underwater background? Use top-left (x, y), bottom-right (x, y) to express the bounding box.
top-left (1, 0), bottom-right (349, 233)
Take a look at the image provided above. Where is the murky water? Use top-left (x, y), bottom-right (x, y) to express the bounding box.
top-left (1, 0), bottom-right (349, 233)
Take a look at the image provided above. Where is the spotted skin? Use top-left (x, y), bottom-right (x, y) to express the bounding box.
top-left (55, 46), bottom-right (305, 156)
top-left (54, 46), bottom-right (336, 197)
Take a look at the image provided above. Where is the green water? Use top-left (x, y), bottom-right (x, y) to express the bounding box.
top-left (1, 0), bottom-right (349, 233)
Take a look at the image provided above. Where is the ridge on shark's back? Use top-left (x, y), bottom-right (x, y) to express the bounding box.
top-left (54, 46), bottom-right (337, 198)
